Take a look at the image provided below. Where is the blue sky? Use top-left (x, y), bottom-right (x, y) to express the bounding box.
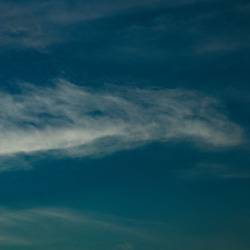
top-left (0, 0), bottom-right (250, 249)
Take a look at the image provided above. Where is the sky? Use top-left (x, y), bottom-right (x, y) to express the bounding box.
top-left (0, 0), bottom-right (250, 249)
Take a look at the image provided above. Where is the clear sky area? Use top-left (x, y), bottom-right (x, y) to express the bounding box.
top-left (0, 0), bottom-right (250, 249)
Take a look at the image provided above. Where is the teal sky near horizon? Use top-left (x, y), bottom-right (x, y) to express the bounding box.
top-left (0, 0), bottom-right (250, 249)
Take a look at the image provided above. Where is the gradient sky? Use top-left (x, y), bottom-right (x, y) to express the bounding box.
top-left (0, 0), bottom-right (250, 249)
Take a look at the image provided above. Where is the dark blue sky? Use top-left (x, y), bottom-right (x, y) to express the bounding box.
top-left (0, 0), bottom-right (250, 249)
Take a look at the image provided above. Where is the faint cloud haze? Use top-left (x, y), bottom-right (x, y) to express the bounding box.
top-left (0, 206), bottom-right (153, 249)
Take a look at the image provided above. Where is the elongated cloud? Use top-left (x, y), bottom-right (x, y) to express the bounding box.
top-left (0, 206), bottom-right (152, 248)
top-left (0, 79), bottom-right (242, 159)
top-left (0, 205), bottom-right (247, 249)
top-left (0, 0), bottom-right (217, 49)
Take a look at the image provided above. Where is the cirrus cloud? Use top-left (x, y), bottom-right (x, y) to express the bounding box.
top-left (0, 79), bottom-right (243, 163)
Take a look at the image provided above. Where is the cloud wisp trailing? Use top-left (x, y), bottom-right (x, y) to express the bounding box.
top-left (0, 0), bottom-right (229, 50)
top-left (0, 206), bottom-right (153, 249)
top-left (0, 204), bottom-right (247, 249)
top-left (0, 79), bottom-right (243, 161)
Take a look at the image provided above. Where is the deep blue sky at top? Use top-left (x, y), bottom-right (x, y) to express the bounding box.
top-left (0, 0), bottom-right (250, 249)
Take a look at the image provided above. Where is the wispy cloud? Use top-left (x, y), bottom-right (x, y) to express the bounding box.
top-left (0, 0), bottom-right (218, 50)
top-left (115, 242), bottom-right (135, 249)
top-left (0, 79), bottom-right (242, 166)
top-left (196, 41), bottom-right (247, 54)
top-left (0, 206), bottom-right (156, 249)
top-left (177, 163), bottom-right (250, 179)
top-left (0, 204), bottom-right (248, 249)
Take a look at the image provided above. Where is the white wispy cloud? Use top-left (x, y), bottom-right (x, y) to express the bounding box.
top-left (0, 204), bottom-right (247, 249)
top-left (0, 206), bottom-right (155, 249)
top-left (0, 79), bottom-right (242, 162)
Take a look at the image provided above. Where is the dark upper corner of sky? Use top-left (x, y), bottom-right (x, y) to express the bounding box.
top-left (0, 0), bottom-right (249, 91)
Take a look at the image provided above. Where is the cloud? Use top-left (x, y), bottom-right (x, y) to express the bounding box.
top-left (0, 0), bottom-right (217, 50)
top-left (177, 162), bottom-right (250, 180)
top-left (0, 204), bottom-right (248, 249)
top-left (196, 41), bottom-right (246, 54)
top-left (115, 243), bottom-right (135, 249)
top-left (0, 79), bottom-right (243, 169)
top-left (0, 206), bottom-right (155, 249)
top-left (0, 1), bottom-right (59, 50)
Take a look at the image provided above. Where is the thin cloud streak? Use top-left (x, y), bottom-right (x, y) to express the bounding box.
top-left (178, 163), bottom-right (250, 180)
top-left (0, 206), bottom-right (154, 248)
top-left (0, 0), bottom-right (217, 49)
top-left (0, 79), bottom-right (243, 160)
